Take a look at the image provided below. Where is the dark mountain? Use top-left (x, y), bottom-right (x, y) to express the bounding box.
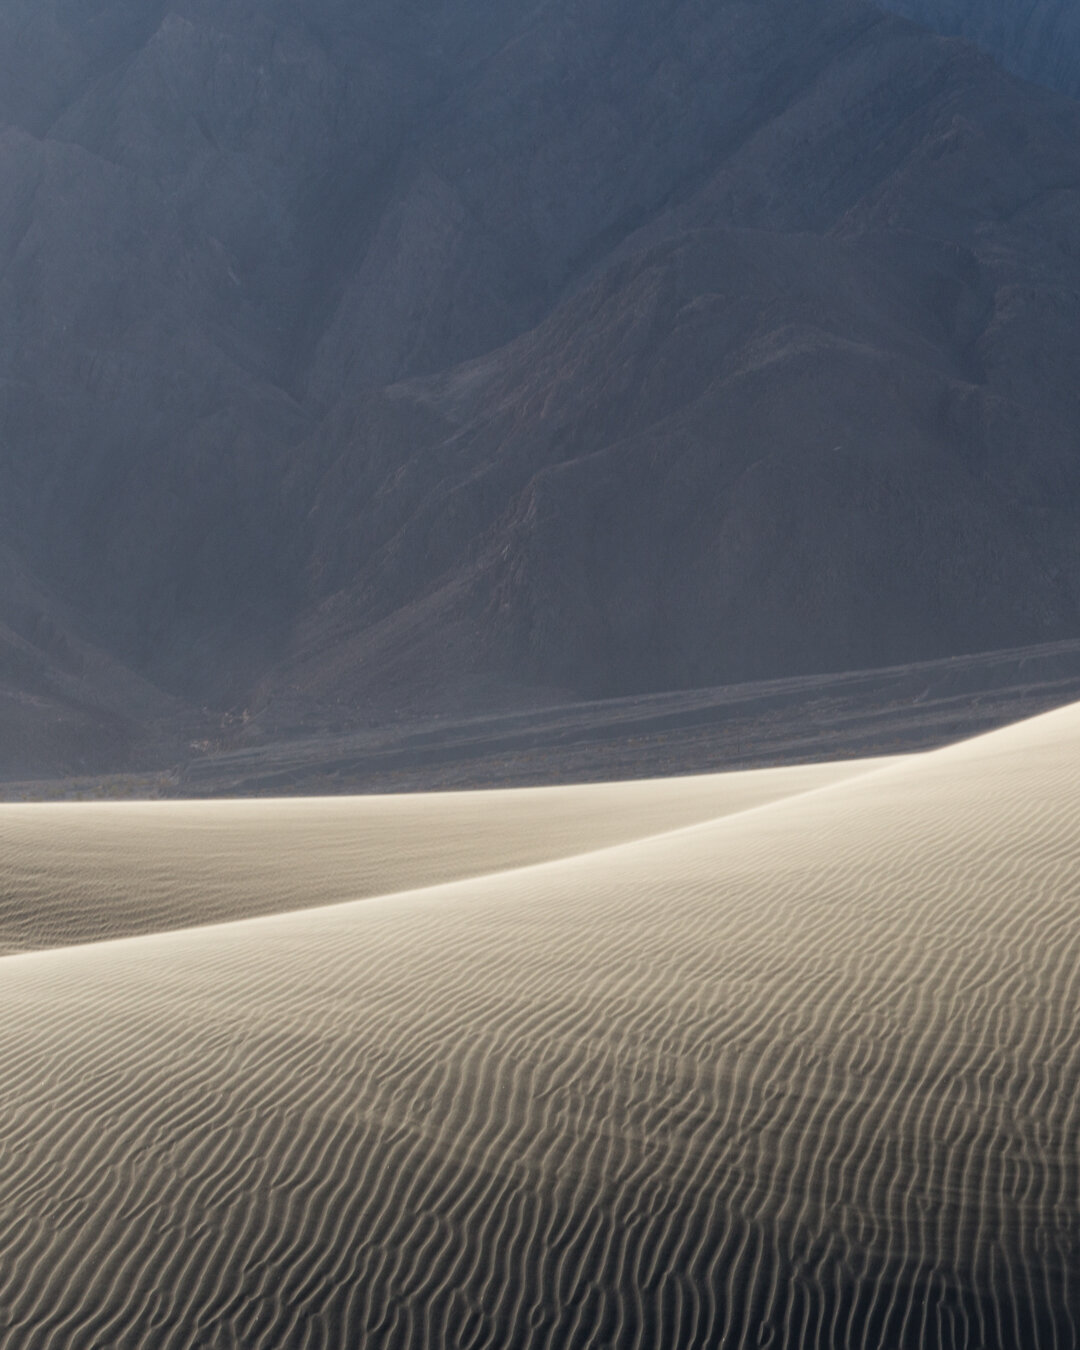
top-left (1, 0), bottom-right (1080, 766)
top-left (0, 540), bottom-right (193, 776)
top-left (876, 0), bottom-right (1080, 96)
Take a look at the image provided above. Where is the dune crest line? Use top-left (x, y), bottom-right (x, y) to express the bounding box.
top-left (0, 757), bottom-right (885, 953)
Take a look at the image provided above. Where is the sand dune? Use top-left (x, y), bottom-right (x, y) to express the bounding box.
top-left (0, 758), bottom-right (878, 953)
top-left (1, 708), bottom-right (1078, 1346)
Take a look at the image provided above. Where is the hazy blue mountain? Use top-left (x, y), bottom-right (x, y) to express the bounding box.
top-left (1, 0), bottom-right (1079, 765)
top-left (876, 0), bottom-right (1080, 95)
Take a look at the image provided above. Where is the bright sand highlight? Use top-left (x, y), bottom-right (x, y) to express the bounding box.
top-left (0, 708), bottom-right (1077, 1346)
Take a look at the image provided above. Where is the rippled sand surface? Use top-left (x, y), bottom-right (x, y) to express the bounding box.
top-left (0, 710), bottom-right (1077, 1347)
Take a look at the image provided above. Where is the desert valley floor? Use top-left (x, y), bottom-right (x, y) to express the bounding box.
top-left (0, 705), bottom-right (1078, 1347)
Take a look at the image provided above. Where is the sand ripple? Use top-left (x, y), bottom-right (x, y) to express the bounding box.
top-left (0, 759), bottom-right (870, 952)
top-left (0, 711), bottom-right (1077, 1346)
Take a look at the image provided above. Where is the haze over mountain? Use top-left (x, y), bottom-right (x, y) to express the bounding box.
top-left (876, 0), bottom-right (1080, 96)
top-left (2, 0), bottom-right (1080, 770)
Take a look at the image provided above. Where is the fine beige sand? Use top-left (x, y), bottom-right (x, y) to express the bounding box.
top-left (0, 759), bottom-right (878, 953)
top-left (0, 709), bottom-right (1077, 1347)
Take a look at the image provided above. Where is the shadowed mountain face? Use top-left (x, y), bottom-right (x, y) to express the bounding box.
top-left (1, 0), bottom-right (1080, 756)
top-left (875, 0), bottom-right (1080, 96)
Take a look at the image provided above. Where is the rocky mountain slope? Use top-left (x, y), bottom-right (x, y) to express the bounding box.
top-left (876, 0), bottom-right (1080, 95)
top-left (1, 0), bottom-right (1080, 766)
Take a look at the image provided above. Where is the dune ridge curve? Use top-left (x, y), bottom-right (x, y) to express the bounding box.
top-left (0, 707), bottom-right (1078, 1346)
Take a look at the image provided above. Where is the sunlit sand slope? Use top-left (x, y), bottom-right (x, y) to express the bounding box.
top-left (0, 759), bottom-right (876, 951)
top-left (1, 708), bottom-right (1079, 1348)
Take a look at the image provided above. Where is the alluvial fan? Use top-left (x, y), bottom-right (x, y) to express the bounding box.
top-left (0, 708), bottom-right (1078, 1348)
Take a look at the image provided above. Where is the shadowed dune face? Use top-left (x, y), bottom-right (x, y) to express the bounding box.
top-left (0, 758), bottom-right (876, 951)
top-left (1, 707), bottom-right (1079, 1345)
